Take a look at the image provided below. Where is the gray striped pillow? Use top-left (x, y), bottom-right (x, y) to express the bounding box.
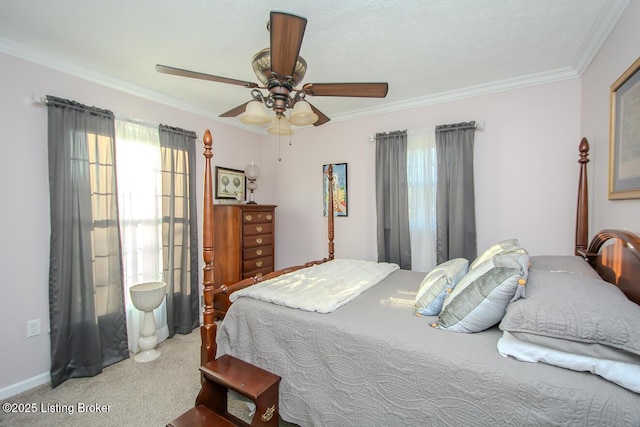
top-left (435, 250), bottom-right (529, 333)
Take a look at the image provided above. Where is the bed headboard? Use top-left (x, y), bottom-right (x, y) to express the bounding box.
top-left (585, 229), bottom-right (640, 305)
top-left (573, 137), bottom-right (640, 305)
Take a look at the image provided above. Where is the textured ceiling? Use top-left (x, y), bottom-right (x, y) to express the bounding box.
top-left (0, 0), bottom-right (629, 131)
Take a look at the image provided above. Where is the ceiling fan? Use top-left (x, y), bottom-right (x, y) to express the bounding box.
top-left (155, 11), bottom-right (388, 131)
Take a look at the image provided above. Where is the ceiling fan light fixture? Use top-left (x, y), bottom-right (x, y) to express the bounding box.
top-left (158, 12), bottom-right (387, 128)
top-left (267, 115), bottom-right (293, 136)
top-left (289, 100), bottom-right (319, 126)
top-left (251, 48), bottom-right (307, 86)
top-left (241, 100), bottom-right (271, 126)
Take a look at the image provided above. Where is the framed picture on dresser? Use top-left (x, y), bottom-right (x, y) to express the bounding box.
top-left (609, 56), bottom-right (640, 200)
top-left (215, 166), bottom-right (246, 200)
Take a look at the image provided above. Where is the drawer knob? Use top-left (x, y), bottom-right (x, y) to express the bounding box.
top-left (256, 237), bottom-right (263, 244)
top-left (261, 405), bottom-right (275, 423)
top-left (245, 214), bottom-right (252, 221)
top-left (256, 249), bottom-right (263, 256)
top-left (256, 226), bottom-right (263, 233)
top-left (256, 261), bottom-right (263, 268)
top-left (266, 214), bottom-right (273, 221)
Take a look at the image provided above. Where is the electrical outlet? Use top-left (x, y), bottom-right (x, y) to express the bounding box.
top-left (26, 319), bottom-right (41, 337)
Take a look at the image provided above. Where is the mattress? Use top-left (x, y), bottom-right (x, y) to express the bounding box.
top-left (217, 269), bottom-right (640, 426)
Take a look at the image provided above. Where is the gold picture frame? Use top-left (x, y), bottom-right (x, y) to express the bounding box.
top-left (609, 56), bottom-right (640, 200)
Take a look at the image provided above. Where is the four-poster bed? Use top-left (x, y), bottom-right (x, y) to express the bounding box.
top-left (190, 130), bottom-right (640, 426)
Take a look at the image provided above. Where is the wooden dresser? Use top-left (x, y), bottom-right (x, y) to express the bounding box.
top-left (213, 204), bottom-right (276, 318)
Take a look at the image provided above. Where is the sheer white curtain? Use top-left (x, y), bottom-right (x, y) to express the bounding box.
top-left (115, 120), bottom-right (168, 352)
top-left (407, 129), bottom-right (438, 272)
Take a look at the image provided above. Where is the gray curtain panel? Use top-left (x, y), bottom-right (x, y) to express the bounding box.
top-left (158, 125), bottom-right (199, 336)
top-left (46, 96), bottom-right (128, 388)
top-left (375, 130), bottom-right (411, 269)
top-left (435, 121), bottom-right (477, 264)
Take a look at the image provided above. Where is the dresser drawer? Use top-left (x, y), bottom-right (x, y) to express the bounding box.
top-left (243, 255), bottom-right (274, 273)
top-left (243, 234), bottom-right (273, 248)
top-left (243, 245), bottom-right (273, 260)
top-left (243, 222), bottom-right (273, 236)
top-left (243, 211), bottom-right (274, 224)
top-left (242, 266), bottom-right (275, 280)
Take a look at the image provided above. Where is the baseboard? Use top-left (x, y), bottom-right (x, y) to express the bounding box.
top-left (0, 372), bottom-right (50, 400)
top-left (157, 324), bottom-right (169, 343)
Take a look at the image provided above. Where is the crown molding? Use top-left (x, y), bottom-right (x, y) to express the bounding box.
top-left (572, 0), bottom-right (629, 75)
top-left (0, 36), bottom-right (588, 130)
top-left (0, 37), bottom-right (267, 134)
top-left (331, 67), bottom-right (580, 123)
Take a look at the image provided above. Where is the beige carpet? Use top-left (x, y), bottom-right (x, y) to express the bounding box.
top-left (0, 331), bottom-right (295, 426)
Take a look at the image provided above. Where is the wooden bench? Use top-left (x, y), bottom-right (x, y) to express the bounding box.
top-left (168, 354), bottom-right (281, 427)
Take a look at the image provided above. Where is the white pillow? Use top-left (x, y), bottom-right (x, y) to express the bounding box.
top-left (414, 258), bottom-right (469, 316)
top-left (498, 331), bottom-right (640, 394)
top-left (435, 250), bottom-right (529, 333)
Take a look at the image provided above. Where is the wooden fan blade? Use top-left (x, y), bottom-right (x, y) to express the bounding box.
top-left (309, 103), bottom-right (330, 126)
top-left (303, 82), bottom-right (389, 98)
top-left (219, 101), bottom-right (251, 118)
top-left (270, 12), bottom-right (307, 78)
top-left (156, 64), bottom-right (258, 88)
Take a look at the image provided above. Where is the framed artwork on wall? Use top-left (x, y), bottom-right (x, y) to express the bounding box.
top-left (215, 166), bottom-right (246, 200)
top-left (323, 163), bottom-right (348, 216)
top-left (609, 56), bottom-right (640, 200)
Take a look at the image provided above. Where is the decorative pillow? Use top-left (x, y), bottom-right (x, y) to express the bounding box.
top-left (469, 238), bottom-right (521, 270)
top-left (414, 258), bottom-right (469, 316)
top-left (435, 250), bottom-right (529, 333)
top-left (499, 269), bottom-right (640, 358)
top-left (528, 255), bottom-right (601, 279)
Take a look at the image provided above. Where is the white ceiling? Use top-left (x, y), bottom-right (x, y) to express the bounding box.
top-left (0, 0), bottom-right (629, 131)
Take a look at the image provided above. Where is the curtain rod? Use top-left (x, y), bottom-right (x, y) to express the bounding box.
top-left (368, 120), bottom-right (485, 142)
top-left (32, 95), bottom-right (201, 140)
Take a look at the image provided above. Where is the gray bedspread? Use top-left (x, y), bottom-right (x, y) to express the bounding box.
top-left (217, 269), bottom-right (640, 426)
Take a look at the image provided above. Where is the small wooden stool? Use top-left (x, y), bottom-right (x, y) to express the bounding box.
top-left (167, 404), bottom-right (236, 427)
top-left (168, 354), bottom-right (281, 427)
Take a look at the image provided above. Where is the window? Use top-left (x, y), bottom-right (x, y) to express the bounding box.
top-left (115, 121), bottom-right (167, 351)
top-left (407, 130), bottom-right (438, 272)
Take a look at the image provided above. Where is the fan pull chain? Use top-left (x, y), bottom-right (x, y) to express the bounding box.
top-left (278, 119), bottom-right (283, 161)
top-left (276, 133), bottom-right (293, 162)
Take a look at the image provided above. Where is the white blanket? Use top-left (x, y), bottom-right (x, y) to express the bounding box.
top-left (229, 259), bottom-right (399, 313)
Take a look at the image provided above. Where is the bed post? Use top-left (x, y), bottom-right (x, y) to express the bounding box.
top-left (575, 137), bottom-right (590, 257)
top-left (326, 164), bottom-right (335, 261)
top-left (200, 129), bottom-right (217, 365)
